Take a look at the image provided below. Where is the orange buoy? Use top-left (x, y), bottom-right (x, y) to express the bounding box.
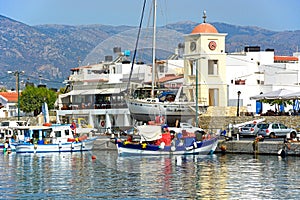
top-left (220, 145), bottom-right (227, 151)
top-left (43, 123), bottom-right (52, 126)
top-left (92, 155), bottom-right (97, 160)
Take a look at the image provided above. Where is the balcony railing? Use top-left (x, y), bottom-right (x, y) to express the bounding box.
top-left (60, 102), bottom-right (128, 110)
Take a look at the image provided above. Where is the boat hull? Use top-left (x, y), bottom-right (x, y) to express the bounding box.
top-left (116, 137), bottom-right (218, 156)
top-left (15, 137), bottom-right (97, 153)
top-left (0, 143), bottom-right (16, 151)
top-left (127, 100), bottom-right (199, 125)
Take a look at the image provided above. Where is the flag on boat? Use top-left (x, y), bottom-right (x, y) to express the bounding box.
top-left (42, 102), bottom-right (49, 123)
top-left (70, 121), bottom-right (77, 135)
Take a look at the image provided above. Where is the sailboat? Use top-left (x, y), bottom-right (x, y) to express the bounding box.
top-left (114, 0), bottom-right (218, 156)
top-left (125, 0), bottom-right (203, 126)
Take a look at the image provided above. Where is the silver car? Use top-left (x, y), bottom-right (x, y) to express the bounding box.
top-left (239, 123), bottom-right (267, 137)
top-left (258, 123), bottom-right (297, 138)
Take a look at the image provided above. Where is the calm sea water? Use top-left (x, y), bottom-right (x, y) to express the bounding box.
top-left (1, 150), bottom-right (300, 199)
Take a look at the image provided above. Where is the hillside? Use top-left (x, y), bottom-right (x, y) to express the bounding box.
top-left (1, 15), bottom-right (299, 89)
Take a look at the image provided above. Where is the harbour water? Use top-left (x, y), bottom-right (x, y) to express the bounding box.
top-left (1, 150), bottom-right (300, 199)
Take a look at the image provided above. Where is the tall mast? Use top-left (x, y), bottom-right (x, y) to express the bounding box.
top-left (151, 0), bottom-right (157, 98)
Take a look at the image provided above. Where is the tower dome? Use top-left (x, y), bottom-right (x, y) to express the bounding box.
top-left (191, 11), bottom-right (218, 34)
top-left (191, 23), bottom-right (218, 34)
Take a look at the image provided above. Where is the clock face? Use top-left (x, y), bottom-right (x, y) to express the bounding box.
top-left (190, 42), bottom-right (196, 51)
top-left (208, 41), bottom-right (217, 50)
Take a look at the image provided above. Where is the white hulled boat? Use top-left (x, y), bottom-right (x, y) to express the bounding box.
top-left (125, 0), bottom-right (205, 126)
top-left (14, 125), bottom-right (97, 153)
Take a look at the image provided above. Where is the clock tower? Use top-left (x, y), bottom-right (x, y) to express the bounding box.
top-left (183, 11), bottom-right (227, 107)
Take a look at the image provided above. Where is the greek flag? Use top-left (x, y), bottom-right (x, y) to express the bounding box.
top-left (42, 102), bottom-right (49, 123)
top-left (294, 100), bottom-right (300, 111)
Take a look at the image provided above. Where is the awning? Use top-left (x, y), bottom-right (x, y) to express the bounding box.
top-left (250, 89), bottom-right (296, 100)
top-left (59, 90), bottom-right (83, 98)
top-left (59, 88), bottom-right (127, 98)
top-left (282, 91), bottom-right (300, 100)
top-left (138, 125), bottom-right (162, 142)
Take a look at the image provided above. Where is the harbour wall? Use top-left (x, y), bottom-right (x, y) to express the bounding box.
top-left (215, 139), bottom-right (300, 156)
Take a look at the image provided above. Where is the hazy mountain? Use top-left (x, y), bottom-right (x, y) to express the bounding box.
top-left (1, 15), bottom-right (299, 89)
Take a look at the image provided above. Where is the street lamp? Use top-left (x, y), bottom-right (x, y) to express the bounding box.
top-left (8, 70), bottom-right (24, 120)
top-left (236, 91), bottom-right (241, 117)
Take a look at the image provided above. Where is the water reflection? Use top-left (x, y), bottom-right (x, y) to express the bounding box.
top-left (1, 151), bottom-right (300, 199)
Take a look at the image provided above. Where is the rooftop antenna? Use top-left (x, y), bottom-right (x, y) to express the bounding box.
top-left (78, 57), bottom-right (81, 66)
top-left (203, 10), bottom-right (207, 23)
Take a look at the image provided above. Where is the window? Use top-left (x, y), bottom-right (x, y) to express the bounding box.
top-left (44, 129), bottom-right (52, 138)
top-left (65, 130), bottom-right (70, 136)
top-left (189, 60), bottom-right (197, 76)
top-left (209, 88), bottom-right (219, 106)
top-left (33, 130), bottom-right (39, 139)
top-left (158, 64), bottom-right (165, 73)
top-left (272, 124), bottom-right (279, 129)
top-left (0, 122), bottom-right (9, 126)
top-left (279, 124), bottom-right (287, 129)
top-left (208, 60), bottom-right (218, 75)
top-left (55, 131), bottom-right (62, 137)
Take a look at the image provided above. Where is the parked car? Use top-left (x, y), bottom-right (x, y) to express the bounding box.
top-left (238, 123), bottom-right (267, 137)
top-left (257, 123), bottom-right (297, 138)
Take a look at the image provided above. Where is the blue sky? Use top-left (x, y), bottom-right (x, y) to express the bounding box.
top-left (0, 0), bottom-right (300, 31)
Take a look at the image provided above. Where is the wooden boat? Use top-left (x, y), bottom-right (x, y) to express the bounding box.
top-left (114, 124), bottom-right (218, 156)
top-left (14, 125), bottom-right (97, 153)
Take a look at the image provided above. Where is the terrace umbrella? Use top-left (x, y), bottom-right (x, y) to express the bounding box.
top-left (281, 91), bottom-right (300, 100)
top-left (250, 89), bottom-right (295, 100)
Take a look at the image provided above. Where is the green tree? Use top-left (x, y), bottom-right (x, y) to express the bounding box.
top-left (20, 86), bottom-right (57, 115)
top-left (261, 99), bottom-right (293, 112)
top-left (0, 87), bottom-right (7, 92)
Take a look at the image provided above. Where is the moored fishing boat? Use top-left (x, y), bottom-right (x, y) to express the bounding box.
top-left (0, 126), bottom-right (23, 152)
top-left (14, 125), bottom-right (97, 153)
top-left (114, 123), bottom-right (218, 156)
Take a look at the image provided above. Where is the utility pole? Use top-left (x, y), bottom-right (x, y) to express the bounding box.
top-left (8, 70), bottom-right (24, 120)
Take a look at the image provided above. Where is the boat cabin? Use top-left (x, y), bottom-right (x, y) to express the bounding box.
top-left (13, 125), bottom-right (73, 145)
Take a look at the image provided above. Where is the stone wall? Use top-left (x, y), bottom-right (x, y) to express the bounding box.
top-left (198, 115), bottom-right (300, 133)
top-left (196, 106), bottom-right (300, 133)
top-left (216, 140), bottom-right (300, 156)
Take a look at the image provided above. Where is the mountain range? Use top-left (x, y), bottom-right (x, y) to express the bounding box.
top-left (1, 15), bottom-right (300, 89)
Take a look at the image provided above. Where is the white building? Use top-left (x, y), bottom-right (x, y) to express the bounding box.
top-left (56, 52), bottom-right (183, 132)
top-left (183, 12), bottom-right (300, 115)
top-left (0, 92), bottom-right (22, 118)
top-left (227, 47), bottom-right (300, 114)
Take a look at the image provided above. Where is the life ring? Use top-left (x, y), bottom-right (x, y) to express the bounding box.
top-left (100, 121), bottom-right (105, 127)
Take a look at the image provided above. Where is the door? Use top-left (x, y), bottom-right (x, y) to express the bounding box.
top-left (279, 123), bottom-right (289, 136)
